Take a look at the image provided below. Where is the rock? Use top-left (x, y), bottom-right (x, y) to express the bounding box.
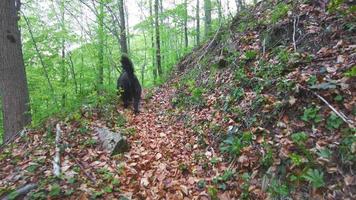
top-left (95, 127), bottom-right (129, 155)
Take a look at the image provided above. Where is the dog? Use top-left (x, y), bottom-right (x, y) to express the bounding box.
top-left (117, 55), bottom-right (142, 114)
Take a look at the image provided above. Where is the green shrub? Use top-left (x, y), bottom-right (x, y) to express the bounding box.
top-left (302, 169), bottom-right (325, 189)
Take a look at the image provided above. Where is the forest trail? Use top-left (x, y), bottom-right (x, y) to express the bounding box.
top-left (118, 86), bottom-right (225, 199)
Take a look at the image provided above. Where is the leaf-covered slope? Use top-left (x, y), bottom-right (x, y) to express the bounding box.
top-left (169, 0), bottom-right (355, 198)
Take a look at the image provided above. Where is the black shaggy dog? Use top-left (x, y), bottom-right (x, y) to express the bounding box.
top-left (117, 55), bottom-right (142, 114)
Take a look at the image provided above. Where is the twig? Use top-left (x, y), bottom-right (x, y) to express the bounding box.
top-left (196, 23), bottom-right (223, 67)
top-left (301, 85), bottom-right (355, 128)
top-left (68, 152), bottom-right (97, 184)
top-left (292, 16), bottom-right (297, 52)
top-left (0, 129), bottom-right (27, 150)
top-left (1, 183), bottom-right (37, 200)
top-left (52, 124), bottom-right (62, 177)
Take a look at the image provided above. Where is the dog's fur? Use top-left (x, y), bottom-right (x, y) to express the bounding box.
top-left (117, 55), bottom-right (142, 113)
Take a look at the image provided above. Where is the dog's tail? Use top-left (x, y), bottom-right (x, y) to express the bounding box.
top-left (121, 54), bottom-right (134, 74)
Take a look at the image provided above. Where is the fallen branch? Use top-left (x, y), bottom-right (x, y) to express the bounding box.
top-left (52, 124), bottom-right (62, 177)
top-left (68, 152), bottom-right (97, 184)
top-left (301, 85), bottom-right (355, 128)
top-left (196, 23), bottom-right (223, 68)
top-left (1, 183), bottom-right (37, 200)
top-left (292, 16), bottom-right (298, 52)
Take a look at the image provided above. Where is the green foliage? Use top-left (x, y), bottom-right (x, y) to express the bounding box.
top-left (326, 113), bottom-right (343, 130)
top-left (302, 169), bottom-right (325, 189)
top-left (49, 183), bottom-right (61, 197)
top-left (301, 106), bottom-right (322, 123)
top-left (289, 153), bottom-right (304, 166)
top-left (344, 66), bottom-right (356, 77)
top-left (220, 132), bottom-right (253, 158)
top-left (328, 0), bottom-right (344, 12)
top-left (244, 50), bottom-right (258, 60)
top-left (267, 179), bottom-right (290, 198)
top-left (339, 129), bottom-right (356, 164)
top-left (270, 2), bottom-right (290, 24)
top-left (207, 186), bottom-right (219, 200)
top-left (197, 180), bottom-right (206, 189)
top-left (316, 148), bottom-right (332, 160)
top-left (261, 143), bottom-right (274, 168)
top-left (291, 132), bottom-right (308, 145)
top-left (240, 172), bottom-right (251, 200)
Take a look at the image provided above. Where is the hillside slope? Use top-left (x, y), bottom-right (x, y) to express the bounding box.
top-left (0, 0), bottom-right (355, 199)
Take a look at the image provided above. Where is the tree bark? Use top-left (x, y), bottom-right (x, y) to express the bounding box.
top-left (118, 0), bottom-right (128, 54)
top-left (184, 0), bottom-right (188, 49)
top-left (0, 0), bottom-right (31, 142)
top-left (97, 0), bottom-right (105, 94)
top-left (204, 0), bottom-right (212, 37)
top-left (217, 0), bottom-right (223, 23)
top-left (196, 0), bottom-right (200, 45)
top-left (149, 0), bottom-right (157, 83)
top-left (154, 0), bottom-right (162, 76)
top-left (60, 0), bottom-right (67, 108)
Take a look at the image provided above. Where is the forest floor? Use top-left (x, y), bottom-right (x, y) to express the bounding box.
top-left (1, 0), bottom-right (356, 199)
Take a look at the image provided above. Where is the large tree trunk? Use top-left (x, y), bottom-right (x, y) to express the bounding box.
top-left (154, 0), bottom-right (162, 76)
top-left (118, 0), bottom-right (128, 54)
top-left (204, 0), bottom-right (212, 37)
top-left (0, 0), bottom-right (31, 142)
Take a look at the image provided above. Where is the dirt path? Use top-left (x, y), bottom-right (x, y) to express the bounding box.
top-left (118, 87), bottom-right (225, 199)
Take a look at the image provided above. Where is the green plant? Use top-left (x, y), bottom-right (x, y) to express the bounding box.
top-left (116, 114), bottom-right (127, 127)
top-left (334, 95), bottom-right (343, 102)
top-left (326, 113), bottom-right (343, 130)
top-left (316, 148), bottom-right (332, 160)
top-left (344, 66), bottom-right (356, 77)
top-left (276, 49), bottom-right (289, 63)
top-left (291, 132), bottom-right (308, 145)
top-left (301, 106), bottom-right (322, 123)
top-left (270, 2), bottom-right (290, 23)
top-left (207, 186), bottom-right (218, 200)
top-left (289, 153), bottom-right (304, 166)
top-left (49, 183), bottom-right (61, 197)
top-left (83, 138), bottom-right (97, 147)
top-left (240, 173), bottom-right (251, 200)
top-left (302, 169), bottom-right (325, 189)
top-left (220, 132), bottom-right (253, 158)
top-left (307, 75), bottom-right (317, 86)
top-left (232, 88), bottom-right (245, 101)
top-left (197, 180), bottom-right (206, 189)
top-left (261, 143), bottom-right (274, 168)
top-left (339, 130), bottom-right (356, 164)
top-left (244, 50), bottom-right (258, 60)
top-left (210, 157), bottom-right (219, 165)
top-left (268, 179), bottom-right (289, 198)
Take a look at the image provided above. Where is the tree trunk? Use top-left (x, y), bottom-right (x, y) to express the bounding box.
top-left (196, 0), bottom-right (200, 45)
top-left (60, 0), bottom-right (67, 108)
top-left (154, 0), bottom-right (162, 76)
top-left (204, 0), bottom-right (212, 37)
top-left (149, 0), bottom-right (157, 83)
top-left (184, 0), bottom-right (188, 49)
top-left (97, 0), bottom-right (105, 94)
top-left (0, 0), bottom-right (31, 142)
top-left (118, 0), bottom-right (128, 54)
top-left (124, 0), bottom-right (130, 53)
top-left (217, 0), bottom-right (223, 23)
